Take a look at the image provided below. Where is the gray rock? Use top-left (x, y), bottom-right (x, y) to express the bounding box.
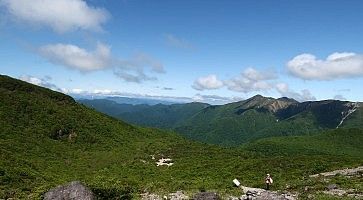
top-left (326, 184), bottom-right (338, 190)
top-left (140, 193), bottom-right (162, 200)
top-left (241, 192), bottom-right (296, 200)
top-left (193, 192), bottom-right (219, 200)
top-left (347, 193), bottom-right (363, 199)
top-left (238, 185), bottom-right (296, 200)
top-left (322, 189), bottom-right (347, 196)
top-left (43, 181), bottom-right (95, 200)
top-left (169, 191), bottom-right (189, 200)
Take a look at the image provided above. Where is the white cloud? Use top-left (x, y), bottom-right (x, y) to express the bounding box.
top-left (113, 70), bottom-right (156, 83)
top-left (337, 89), bottom-right (351, 93)
top-left (165, 34), bottom-right (194, 50)
top-left (287, 52), bottom-right (363, 80)
top-left (93, 89), bottom-right (113, 95)
top-left (38, 42), bottom-right (164, 83)
top-left (299, 90), bottom-right (316, 101)
top-left (275, 82), bottom-right (289, 93)
top-left (70, 88), bottom-right (84, 94)
top-left (276, 83), bottom-right (316, 102)
top-left (39, 42), bottom-right (111, 71)
top-left (333, 94), bottom-right (346, 101)
top-left (17, 75), bottom-right (238, 105)
top-left (192, 68), bottom-right (277, 93)
top-left (20, 75), bottom-right (42, 85)
top-left (192, 94), bottom-right (243, 105)
top-left (192, 74), bottom-right (224, 91)
top-left (19, 75), bottom-right (61, 92)
top-left (0, 0), bottom-right (109, 33)
top-left (114, 52), bottom-right (165, 83)
top-left (119, 52), bottom-right (165, 73)
top-left (67, 88), bottom-right (240, 105)
top-left (224, 68), bottom-right (276, 93)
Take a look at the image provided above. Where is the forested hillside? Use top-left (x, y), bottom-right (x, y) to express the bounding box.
top-left (80, 95), bottom-right (362, 146)
top-left (1, 75), bottom-right (362, 199)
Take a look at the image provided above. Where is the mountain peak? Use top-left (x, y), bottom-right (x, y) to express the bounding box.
top-left (249, 94), bottom-right (267, 100)
top-left (245, 95), bottom-right (275, 104)
top-left (277, 97), bottom-right (299, 103)
top-left (234, 95), bottom-right (297, 113)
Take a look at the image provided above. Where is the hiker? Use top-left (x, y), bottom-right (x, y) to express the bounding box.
top-left (265, 174), bottom-right (273, 190)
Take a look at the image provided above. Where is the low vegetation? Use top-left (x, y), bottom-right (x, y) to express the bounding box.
top-left (1, 75), bottom-right (362, 199)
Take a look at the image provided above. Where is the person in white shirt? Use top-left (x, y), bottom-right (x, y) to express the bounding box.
top-left (265, 173), bottom-right (273, 190)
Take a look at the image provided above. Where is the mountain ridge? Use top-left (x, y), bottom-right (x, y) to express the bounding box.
top-left (80, 94), bottom-right (362, 146)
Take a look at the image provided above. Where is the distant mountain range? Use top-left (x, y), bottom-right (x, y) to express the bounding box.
top-left (79, 99), bottom-right (209, 129)
top-left (106, 96), bottom-right (179, 105)
top-left (79, 95), bottom-right (362, 146)
top-left (74, 95), bottom-right (179, 105)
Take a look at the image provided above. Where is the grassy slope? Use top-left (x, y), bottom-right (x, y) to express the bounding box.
top-left (175, 102), bottom-right (323, 146)
top-left (242, 128), bottom-right (363, 157)
top-left (0, 75), bottom-right (362, 199)
top-left (175, 104), bottom-right (278, 146)
top-left (242, 128), bottom-right (363, 199)
top-left (0, 75), bottom-right (244, 198)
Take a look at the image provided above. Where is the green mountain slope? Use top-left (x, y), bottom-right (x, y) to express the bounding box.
top-left (79, 99), bottom-right (209, 129)
top-left (81, 95), bottom-right (363, 146)
top-left (339, 103), bottom-right (363, 128)
top-left (175, 103), bottom-right (279, 146)
top-left (242, 128), bottom-right (363, 157)
top-left (176, 96), bottom-right (362, 145)
top-left (1, 75), bottom-right (362, 199)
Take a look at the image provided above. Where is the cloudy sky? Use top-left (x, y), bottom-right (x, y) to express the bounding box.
top-left (1, 0), bottom-right (363, 104)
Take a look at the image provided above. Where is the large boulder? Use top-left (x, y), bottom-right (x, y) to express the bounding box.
top-left (43, 181), bottom-right (95, 200)
top-left (326, 184), bottom-right (339, 190)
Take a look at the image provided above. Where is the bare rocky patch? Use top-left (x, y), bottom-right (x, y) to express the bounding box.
top-left (310, 166), bottom-right (363, 199)
top-left (310, 166), bottom-right (363, 178)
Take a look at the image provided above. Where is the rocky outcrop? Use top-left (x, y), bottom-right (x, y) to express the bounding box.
top-left (235, 95), bottom-right (297, 114)
top-left (43, 181), bottom-right (95, 200)
top-left (193, 192), bottom-right (219, 200)
top-left (322, 187), bottom-right (363, 199)
top-left (169, 191), bottom-right (189, 200)
top-left (141, 192), bottom-right (162, 200)
top-left (336, 102), bottom-right (360, 128)
top-left (141, 188), bottom-right (296, 200)
top-left (310, 166), bottom-right (363, 199)
top-left (236, 186), bottom-right (296, 200)
top-left (310, 166), bottom-right (363, 178)
top-left (239, 191), bottom-right (296, 200)
top-left (141, 191), bottom-right (188, 200)
top-left (156, 158), bottom-right (174, 167)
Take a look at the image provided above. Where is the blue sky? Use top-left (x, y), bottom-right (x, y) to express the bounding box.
top-left (1, 0), bottom-right (363, 104)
